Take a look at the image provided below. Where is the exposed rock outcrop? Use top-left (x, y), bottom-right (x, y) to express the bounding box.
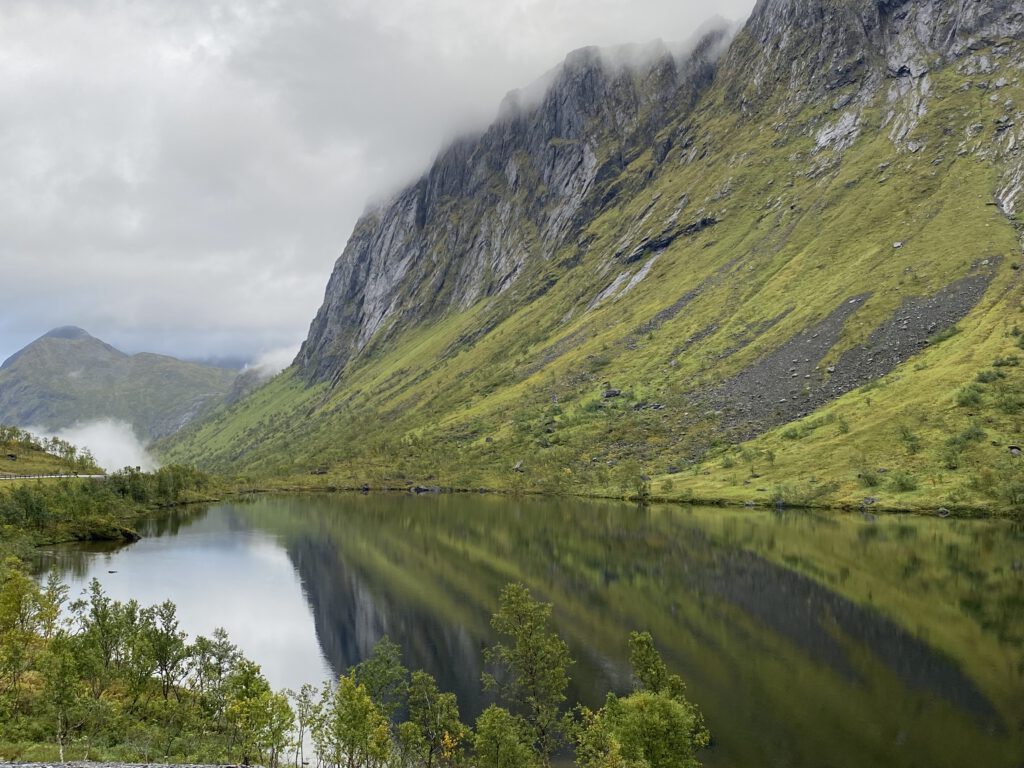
top-left (724, 0), bottom-right (1024, 111)
top-left (298, 0), bottom-right (1024, 386)
top-left (295, 30), bottom-right (733, 383)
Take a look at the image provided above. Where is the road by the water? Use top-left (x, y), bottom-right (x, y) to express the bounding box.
top-left (0, 473), bottom-right (107, 481)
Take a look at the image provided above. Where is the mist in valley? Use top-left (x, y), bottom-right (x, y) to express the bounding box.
top-left (28, 419), bottom-right (157, 473)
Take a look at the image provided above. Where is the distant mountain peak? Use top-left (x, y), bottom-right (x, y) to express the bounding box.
top-left (42, 326), bottom-right (94, 341)
top-left (0, 327), bottom-right (239, 440)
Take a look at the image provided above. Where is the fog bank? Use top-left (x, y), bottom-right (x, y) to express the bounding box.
top-left (30, 420), bottom-right (157, 473)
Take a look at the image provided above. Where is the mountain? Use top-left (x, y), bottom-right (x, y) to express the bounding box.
top-left (0, 327), bottom-right (238, 441)
top-left (163, 0), bottom-right (1024, 513)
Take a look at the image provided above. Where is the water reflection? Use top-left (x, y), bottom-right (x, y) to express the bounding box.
top-left (36, 494), bottom-right (1024, 768)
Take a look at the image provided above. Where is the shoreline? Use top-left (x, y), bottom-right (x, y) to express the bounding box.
top-left (216, 479), bottom-right (1021, 521)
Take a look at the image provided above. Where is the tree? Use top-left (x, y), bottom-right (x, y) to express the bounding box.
top-left (401, 670), bottom-right (468, 768)
top-left (119, 599), bottom-right (158, 711)
top-left (351, 636), bottom-right (408, 722)
top-left (313, 674), bottom-right (392, 768)
top-left (72, 579), bottom-right (131, 699)
top-left (577, 693), bottom-right (707, 768)
top-left (146, 601), bottom-right (189, 701)
top-left (577, 633), bottom-right (709, 768)
top-left (288, 683), bottom-right (318, 768)
top-left (0, 556), bottom-right (42, 704)
top-left (36, 570), bottom-right (68, 641)
top-left (40, 631), bottom-right (87, 762)
top-left (225, 660), bottom-right (295, 768)
top-left (482, 583), bottom-right (573, 763)
top-left (190, 627), bottom-right (242, 726)
top-left (473, 706), bottom-right (537, 768)
top-left (628, 632), bottom-right (687, 701)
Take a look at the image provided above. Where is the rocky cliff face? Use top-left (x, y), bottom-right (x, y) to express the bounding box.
top-left (298, 0), bottom-right (1024, 385)
top-left (724, 0), bottom-right (1024, 150)
top-left (295, 29), bottom-right (732, 383)
top-left (727, 0), bottom-right (1024, 104)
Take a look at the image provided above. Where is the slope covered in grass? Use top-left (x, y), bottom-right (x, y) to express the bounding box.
top-left (162, 0), bottom-right (1024, 514)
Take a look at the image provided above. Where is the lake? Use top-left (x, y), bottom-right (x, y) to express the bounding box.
top-left (34, 493), bottom-right (1024, 768)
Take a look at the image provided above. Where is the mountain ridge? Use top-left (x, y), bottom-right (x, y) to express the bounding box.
top-left (163, 0), bottom-right (1024, 513)
top-left (294, 22), bottom-right (734, 383)
top-left (0, 328), bottom-right (239, 442)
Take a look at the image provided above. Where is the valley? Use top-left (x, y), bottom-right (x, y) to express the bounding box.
top-left (2, 2), bottom-right (1023, 767)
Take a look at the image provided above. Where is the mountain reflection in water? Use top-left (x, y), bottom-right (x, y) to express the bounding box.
top-left (36, 494), bottom-right (1024, 768)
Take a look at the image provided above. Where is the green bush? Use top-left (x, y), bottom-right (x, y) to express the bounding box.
top-left (898, 425), bottom-right (921, 455)
top-left (858, 467), bottom-right (881, 488)
top-left (955, 385), bottom-right (982, 407)
top-left (976, 369), bottom-right (1005, 384)
top-left (946, 422), bottom-right (987, 451)
top-left (941, 444), bottom-right (962, 470)
top-left (930, 325), bottom-right (961, 344)
top-left (889, 471), bottom-right (919, 493)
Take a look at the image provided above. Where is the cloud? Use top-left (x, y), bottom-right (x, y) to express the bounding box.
top-left (28, 420), bottom-right (158, 473)
top-left (0, 0), bottom-right (756, 365)
top-left (243, 343), bottom-right (303, 380)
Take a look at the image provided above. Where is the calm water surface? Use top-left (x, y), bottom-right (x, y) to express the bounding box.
top-left (34, 494), bottom-right (1024, 768)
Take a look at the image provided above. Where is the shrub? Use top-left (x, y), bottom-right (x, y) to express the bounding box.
top-left (941, 444), bottom-right (962, 470)
top-left (930, 325), bottom-right (960, 344)
top-left (976, 369), bottom-right (1005, 384)
top-left (858, 467), bottom-right (881, 488)
top-left (898, 425), bottom-right (921, 455)
top-left (781, 426), bottom-right (802, 440)
top-left (955, 385), bottom-right (982, 407)
top-left (889, 471), bottom-right (919, 493)
top-left (994, 381), bottom-right (1024, 415)
top-left (971, 457), bottom-right (1024, 507)
top-left (993, 355), bottom-right (1020, 368)
top-left (947, 421), bottom-right (987, 450)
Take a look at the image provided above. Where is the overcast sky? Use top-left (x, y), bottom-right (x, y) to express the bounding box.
top-left (0, 0), bottom-right (755, 368)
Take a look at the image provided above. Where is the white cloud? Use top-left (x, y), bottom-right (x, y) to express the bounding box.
top-left (28, 420), bottom-right (158, 473)
top-left (243, 343), bottom-right (303, 379)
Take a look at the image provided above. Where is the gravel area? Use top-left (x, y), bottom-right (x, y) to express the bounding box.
top-left (709, 266), bottom-right (997, 439)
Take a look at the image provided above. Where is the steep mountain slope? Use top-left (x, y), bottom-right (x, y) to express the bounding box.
top-left (164, 0), bottom-right (1024, 513)
top-left (0, 327), bottom-right (238, 441)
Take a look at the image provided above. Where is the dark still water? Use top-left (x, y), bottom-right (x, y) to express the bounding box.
top-left (34, 494), bottom-right (1024, 768)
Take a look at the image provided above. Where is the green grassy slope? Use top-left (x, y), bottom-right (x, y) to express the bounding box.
top-left (162, 31), bottom-right (1024, 513)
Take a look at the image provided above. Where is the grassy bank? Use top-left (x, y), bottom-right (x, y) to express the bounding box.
top-left (0, 465), bottom-right (221, 562)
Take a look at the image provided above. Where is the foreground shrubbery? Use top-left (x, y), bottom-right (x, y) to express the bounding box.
top-left (0, 578), bottom-right (708, 767)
